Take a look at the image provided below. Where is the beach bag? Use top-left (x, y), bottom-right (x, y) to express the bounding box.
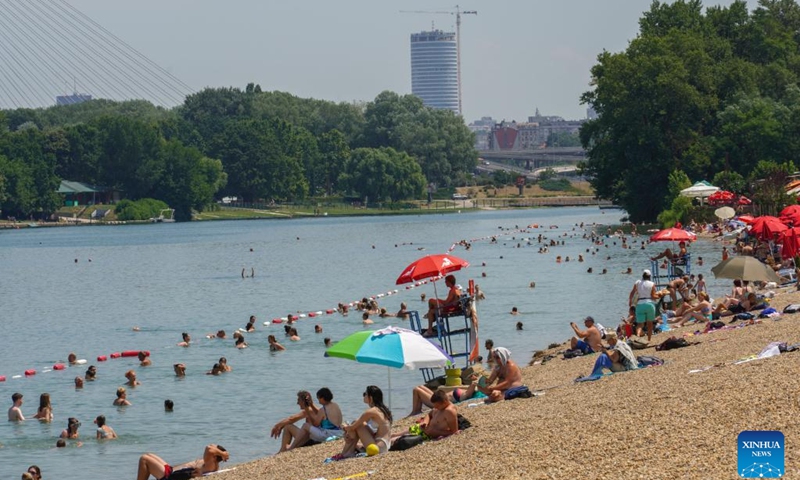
top-left (734, 312), bottom-right (754, 321)
top-left (783, 304), bottom-right (800, 313)
top-left (563, 349), bottom-right (584, 359)
top-left (655, 336), bottom-right (690, 351)
top-left (389, 435), bottom-right (425, 451)
top-left (628, 339), bottom-right (650, 350)
top-left (636, 355), bottom-right (664, 367)
top-left (504, 385), bottom-right (533, 400)
top-left (708, 321), bottom-right (726, 330)
top-left (457, 414), bottom-right (472, 431)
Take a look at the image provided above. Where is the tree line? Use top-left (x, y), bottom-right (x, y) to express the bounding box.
top-left (580, 0), bottom-right (800, 222)
top-left (0, 88), bottom-right (477, 220)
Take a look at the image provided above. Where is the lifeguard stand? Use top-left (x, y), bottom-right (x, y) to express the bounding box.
top-left (650, 254), bottom-right (691, 308)
top-left (408, 294), bottom-right (475, 383)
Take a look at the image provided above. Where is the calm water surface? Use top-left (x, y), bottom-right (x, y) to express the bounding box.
top-left (0, 208), bottom-right (725, 478)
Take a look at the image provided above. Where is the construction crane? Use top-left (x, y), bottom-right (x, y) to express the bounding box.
top-left (400, 5), bottom-right (477, 115)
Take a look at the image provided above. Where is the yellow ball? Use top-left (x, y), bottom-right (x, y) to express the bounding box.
top-left (365, 443), bottom-right (380, 456)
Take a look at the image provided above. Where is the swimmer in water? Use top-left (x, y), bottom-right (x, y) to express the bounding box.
top-left (268, 335), bottom-right (286, 352)
top-left (68, 353), bottom-right (78, 365)
top-left (516, 322), bottom-right (523, 331)
top-left (235, 336), bottom-right (248, 349)
top-left (113, 387), bottom-right (131, 407)
top-left (218, 357), bottom-right (232, 372)
top-left (124, 370), bottom-right (140, 387)
top-left (288, 328), bottom-right (300, 341)
top-left (362, 312), bottom-right (373, 325)
top-left (174, 363), bottom-right (186, 377)
top-left (177, 332), bottom-right (191, 347)
top-left (138, 351), bottom-right (151, 367)
top-left (510, 307), bottom-right (519, 315)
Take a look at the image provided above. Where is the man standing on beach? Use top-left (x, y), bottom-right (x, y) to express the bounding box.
top-left (8, 392), bottom-right (24, 421)
top-left (569, 316), bottom-right (603, 354)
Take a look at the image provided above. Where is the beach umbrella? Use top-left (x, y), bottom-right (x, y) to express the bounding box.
top-left (649, 227), bottom-right (697, 243)
top-left (395, 254), bottom-right (470, 285)
top-left (738, 215), bottom-right (755, 224)
top-left (680, 181), bottom-right (719, 199)
top-left (707, 190), bottom-right (735, 206)
top-left (715, 206), bottom-right (736, 220)
top-left (738, 196), bottom-right (752, 205)
top-left (780, 227), bottom-right (800, 259)
top-left (711, 256), bottom-right (781, 283)
top-left (779, 205), bottom-right (800, 226)
top-left (325, 326), bottom-right (453, 408)
top-left (749, 216), bottom-right (789, 241)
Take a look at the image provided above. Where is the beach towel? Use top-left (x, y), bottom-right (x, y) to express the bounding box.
top-left (636, 355), bottom-right (664, 367)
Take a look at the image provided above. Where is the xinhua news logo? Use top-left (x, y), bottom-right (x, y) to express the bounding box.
top-left (738, 431), bottom-right (784, 478)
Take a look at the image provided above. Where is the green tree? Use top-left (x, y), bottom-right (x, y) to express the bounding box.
top-left (712, 170), bottom-right (746, 193)
top-left (318, 129), bottom-right (350, 196)
top-left (666, 169), bottom-right (692, 205)
top-left (338, 147), bottom-right (425, 203)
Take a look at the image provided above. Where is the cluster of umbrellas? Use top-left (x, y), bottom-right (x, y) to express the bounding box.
top-left (325, 254), bottom-right (471, 407)
top-left (679, 180), bottom-right (751, 206)
top-left (649, 225), bottom-right (781, 283)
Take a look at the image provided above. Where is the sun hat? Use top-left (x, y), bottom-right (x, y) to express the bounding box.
top-left (643, 269), bottom-right (652, 276)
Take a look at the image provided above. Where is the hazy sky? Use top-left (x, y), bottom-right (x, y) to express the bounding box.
top-left (68, 0), bottom-right (745, 122)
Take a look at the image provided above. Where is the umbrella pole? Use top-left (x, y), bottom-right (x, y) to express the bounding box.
top-left (387, 367), bottom-right (392, 411)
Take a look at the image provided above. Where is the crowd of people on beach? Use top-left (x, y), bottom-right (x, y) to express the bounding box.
top-left (11, 212), bottom-right (791, 477)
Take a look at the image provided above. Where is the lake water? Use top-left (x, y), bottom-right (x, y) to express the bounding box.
top-left (0, 207), bottom-right (724, 478)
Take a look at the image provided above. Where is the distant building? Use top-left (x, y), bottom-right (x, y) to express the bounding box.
top-left (56, 93), bottom-right (92, 106)
top-left (468, 116), bottom-right (495, 150)
top-left (488, 111), bottom-right (584, 151)
top-left (410, 30), bottom-right (459, 114)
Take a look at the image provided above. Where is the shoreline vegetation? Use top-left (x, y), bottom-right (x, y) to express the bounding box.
top-left (0, 193), bottom-right (610, 229)
top-left (211, 286), bottom-right (800, 480)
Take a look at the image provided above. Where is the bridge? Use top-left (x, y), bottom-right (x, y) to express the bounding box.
top-left (476, 160), bottom-right (580, 180)
top-left (479, 147), bottom-right (585, 170)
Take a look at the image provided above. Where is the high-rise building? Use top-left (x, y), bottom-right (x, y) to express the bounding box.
top-left (410, 30), bottom-right (459, 114)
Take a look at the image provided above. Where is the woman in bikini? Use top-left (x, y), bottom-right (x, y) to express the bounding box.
top-left (32, 393), bottom-right (52, 422)
top-left (678, 292), bottom-right (713, 326)
top-left (268, 335), bottom-right (286, 351)
top-left (336, 385), bottom-right (392, 458)
top-left (95, 415), bottom-right (117, 440)
top-left (304, 387), bottom-right (344, 443)
top-left (60, 417), bottom-right (81, 439)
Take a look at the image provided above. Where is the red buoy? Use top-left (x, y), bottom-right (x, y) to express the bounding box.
top-left (97, 355), bottom-right (108, 362)
top-left (24, 369), bottom-right (36, 376)
top-left (53, 364), bottom-right (66, 371)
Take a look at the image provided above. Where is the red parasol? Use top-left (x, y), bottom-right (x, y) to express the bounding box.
top-left (395, 254), bottom-right (470, 285)
top-left (780, 227), bottom-right (800, 259)
top-left (649, 228), bottom-right (697, 243)
top-left (749, 215), bottom-right (789, 241)
top-left (738, 196), bottom-right (752, 205)
top-left (779, 205), bottom-right (800, 226)
top-left (708, 190), bottom-right (735, 206)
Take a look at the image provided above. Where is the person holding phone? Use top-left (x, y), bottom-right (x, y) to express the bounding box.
top-left (270, 390), bottom-right (319, 453)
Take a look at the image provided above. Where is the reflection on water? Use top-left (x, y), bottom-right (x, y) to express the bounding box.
top-left (0, 208), bottom-right (725, 478)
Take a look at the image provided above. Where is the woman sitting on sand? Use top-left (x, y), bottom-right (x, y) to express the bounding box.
top-left (335, 385), bottom-right (392, 459)
top-left (677, 292), bottom-right (713, 326)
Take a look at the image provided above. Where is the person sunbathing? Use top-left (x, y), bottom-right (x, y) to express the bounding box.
top-left (136, 444), bottom-right (228, 480)
top-left (398, 390), bottom-right (458, 444)
top-left (678, 292), bottom-right (713, 326)
top-left (576, 332), bottom-right (638, 381)
top-left (473, 347), bottom-right (523, 403)
top-left (407, 373), bottom-right (488, 416)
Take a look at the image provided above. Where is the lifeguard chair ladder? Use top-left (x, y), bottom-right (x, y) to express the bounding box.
top-left (408, 295), bottom-right (474, 383)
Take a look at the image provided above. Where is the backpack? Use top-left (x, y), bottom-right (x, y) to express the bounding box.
top-left (636, 355), bottom-right (665, 367)
top-left (655, 336), bottom-right (690, 351)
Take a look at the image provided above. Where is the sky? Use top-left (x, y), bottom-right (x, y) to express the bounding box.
top-left (67, 0), bottom-right (746, 123)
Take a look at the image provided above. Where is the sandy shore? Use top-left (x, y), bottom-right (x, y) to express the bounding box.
top-left (212, 288), bottom-right (800, 480)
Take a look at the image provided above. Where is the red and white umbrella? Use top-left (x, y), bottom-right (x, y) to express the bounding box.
top-left (649, 228), bottom-right (697, 243)
top-left (395, 254), bottom-right (469, 285)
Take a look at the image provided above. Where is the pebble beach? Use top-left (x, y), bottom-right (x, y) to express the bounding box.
top-left (211, 286), bottom-right (800, 480)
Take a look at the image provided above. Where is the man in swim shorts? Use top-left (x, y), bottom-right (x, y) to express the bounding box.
top-left (569, 316), bottom-right (602, 354)
top-left (136, 444), bottom-right (228, 480)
